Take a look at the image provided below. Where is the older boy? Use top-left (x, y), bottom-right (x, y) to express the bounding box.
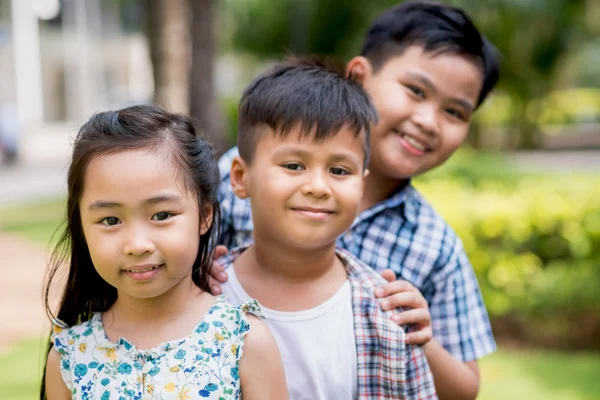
top-left (213, 2), bottom-right (500, 399)
top-left (219, 58), bottom-right (436, 399)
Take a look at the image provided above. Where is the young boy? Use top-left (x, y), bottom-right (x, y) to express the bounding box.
top-left (218, 58), bottom-right (437, 399)
top-left (213, 2), bottom-right (500, 399)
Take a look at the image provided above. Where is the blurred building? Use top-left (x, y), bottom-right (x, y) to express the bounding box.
top-left (0, 0), bottom-right (153, 127)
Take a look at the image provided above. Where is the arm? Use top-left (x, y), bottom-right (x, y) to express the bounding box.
top-left (424, 340), bottom-right (479, 400)
top-left (44, 349), bottom-right (71, 400)
top-left (376, 269), bottom-right (482, 399)
top-left (239, 315), bottom-right (289, 399)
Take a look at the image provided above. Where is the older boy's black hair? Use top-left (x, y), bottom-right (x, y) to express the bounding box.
top-left (238, 56), bottom-right (378, 166)
top-left (360, 0), bottom-right (500, 107)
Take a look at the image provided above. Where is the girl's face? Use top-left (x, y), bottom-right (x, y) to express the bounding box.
top-left (79, 148), bottom-right (209, 301)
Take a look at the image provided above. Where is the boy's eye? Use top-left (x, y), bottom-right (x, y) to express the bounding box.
top-left (282, 163), bottom-right (305, 171)
top-left (330, 167), bottom-right (350, 176)
top-left (446, 108), bottom-right (467, 121)
top-left (100, 217), bottom-right (121, 226)
top-left (151, 212), bottom-right (173, 221)
top-left (407, 85), bottom-right (425, 98)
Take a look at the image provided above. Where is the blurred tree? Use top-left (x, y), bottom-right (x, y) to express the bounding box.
top-left (144, 0), bottom-right (223, 151)
top-left (144, 0), bottom-right (190, 113)
top-left (190, 0), bottom-right (227, 154)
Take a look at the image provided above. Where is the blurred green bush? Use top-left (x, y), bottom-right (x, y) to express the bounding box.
top-left (415, 151), bottom-right (600, 349)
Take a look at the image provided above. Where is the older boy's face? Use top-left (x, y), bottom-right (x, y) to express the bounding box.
top-left (240, 127), bottom-right (367, 251)
top-left (357, 45), bottom-right (483, 181)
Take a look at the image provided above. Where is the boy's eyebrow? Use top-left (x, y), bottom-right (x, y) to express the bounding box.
top-left (87, 195), bottom-right (183, 211)
top-left (406, 72), bottom-right (475, 112)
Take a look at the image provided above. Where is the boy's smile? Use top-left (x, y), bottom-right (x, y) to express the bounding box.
top-left (349, 45), bottom-right (483, 187)
top-left (231, 126), bottom-right (368, 251)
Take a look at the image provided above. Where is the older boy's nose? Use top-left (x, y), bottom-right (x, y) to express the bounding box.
top-left (302, 169), bottom-right (332, 198)
top-left (412, 105), bottom-right (440, 136)
top-left (123, 225), bottom-right (156, 256)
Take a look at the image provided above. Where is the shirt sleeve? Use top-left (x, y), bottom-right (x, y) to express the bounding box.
top-left (429, 232), bottom-right (497, 362)
top-left (404, 342), bottom-right (438, 399)
top-left (217, 147), bottom-right (240, 248)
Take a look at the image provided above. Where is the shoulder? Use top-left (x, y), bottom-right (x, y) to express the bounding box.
top-left (51, 316), bottom-right (100, 354)
top-left (408, 185), bottom-right (463, 254)
top-left (45, 347), bottom-right (71, 399)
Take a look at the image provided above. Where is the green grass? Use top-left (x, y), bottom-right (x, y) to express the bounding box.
top-left (1, 338), bottom-right (599, 399)
top-left (0, 199), bottom-right (65, 245)
top-left (478, 348), bottom-right (600, 400)
top-left (0, 337), bottom-right (46, 400)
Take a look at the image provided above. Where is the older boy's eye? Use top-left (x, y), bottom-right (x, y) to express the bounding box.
top-left (407, 85), bottom-right (425, 98)
top-left (100, 217), bottom-right (121, 226)
top-left (446, 108), bottom-right (467, 121)
top-left (151, 212), bottom-right (173, 221)
top-left (330, 167), bottom-right (350, 176)
top-left (282, 163), bottom-right (305, 171)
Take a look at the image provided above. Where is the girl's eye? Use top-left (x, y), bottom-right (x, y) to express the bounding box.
top-left (330, 167), bottom-right (350, 176)
top-left (100, 217), bottom-right (120, 226)
top-left (151, 212), bottom-right (173, 221)
top-left (282, 163), bottom-right (305, 171)
top-left (407, 85), bottom-right (425, 98)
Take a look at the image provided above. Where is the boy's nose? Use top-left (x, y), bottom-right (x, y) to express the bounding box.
top-left (412, 105), bottom-right (440, 137)
top-left (301, 170), bottom-right (332, 198)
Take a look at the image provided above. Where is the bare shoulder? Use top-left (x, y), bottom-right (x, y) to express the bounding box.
top-left (243, 314), bottom-right (277, 352)
top-left (45, 348), bottom-right (71, 399)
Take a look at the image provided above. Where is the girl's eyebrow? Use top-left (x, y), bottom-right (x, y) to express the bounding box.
top-left (87, 195), bottom-right (183, 211)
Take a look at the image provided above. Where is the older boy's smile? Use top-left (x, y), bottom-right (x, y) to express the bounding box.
top-left (392, 128), bottom-right (434, 156)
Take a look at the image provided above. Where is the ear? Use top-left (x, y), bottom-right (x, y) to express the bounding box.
top-left (199, 204), bottom-right (214, 236)
top-left (230, 156), bottom-right (250, 199)
top-left (361, 168), bottom-right (370, 193)
top-left (346, 56), bottom-right (373, 85)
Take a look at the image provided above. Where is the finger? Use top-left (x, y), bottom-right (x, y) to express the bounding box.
top-left (380, 269), bottom-right (396, 283)
top-left (391, 308), bottom-right (431, 326)
top-left (374, 280), bottom-right (414, 298)
top-left (380, 291), bottom-right (427, 310)
top-left (208, 277), bottom-right (222, 295)
top-left (215, 245), bottom-right (228, 259)
top-left (406, 328), bottom-right (433, 345)
top-left (209, 261), bottom-right (228, 283)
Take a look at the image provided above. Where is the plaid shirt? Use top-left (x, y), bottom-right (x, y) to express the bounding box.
top-left (218, 147), bottom-right (496, 363)
top-left (218, 245), bottom-right (437, 399)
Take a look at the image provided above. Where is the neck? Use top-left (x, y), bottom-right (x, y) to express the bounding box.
top-left (247, 239), bottom-right (339, 284)
top-left (110, 276), bottom-right (204, 326)
top-left (361, 167), bottom-right (409, 212)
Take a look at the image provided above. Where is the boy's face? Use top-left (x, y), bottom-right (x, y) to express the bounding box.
top-left (231, 126), bottom-right (368, 251)
top-left (349, 45), bottom-right (483, 181)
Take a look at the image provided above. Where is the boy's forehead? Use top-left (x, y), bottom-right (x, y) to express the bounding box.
top-left (255, 124), bottom-right (367, 158)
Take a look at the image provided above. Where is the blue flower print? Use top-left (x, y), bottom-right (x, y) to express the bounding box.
top-left (101, 378), bottom-right (110, 386)
top-left (174, 349), bottom-right (186, 360)
top-left (74, 363), bottom-right (88, 377)
top-left (117, 363), bottom-right (132, 374)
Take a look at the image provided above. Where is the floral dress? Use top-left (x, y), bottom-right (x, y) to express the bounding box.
top-left (51, 297), bottom-right (261, 399)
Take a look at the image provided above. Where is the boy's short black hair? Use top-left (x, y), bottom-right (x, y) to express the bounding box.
top-left (238, 56), bottom-right (378, 166)
top-left (360, 0), bottom-right (500, 107)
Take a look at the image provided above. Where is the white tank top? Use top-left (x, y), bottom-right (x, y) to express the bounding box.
top-left (222, 268), bottom-right (358, 400)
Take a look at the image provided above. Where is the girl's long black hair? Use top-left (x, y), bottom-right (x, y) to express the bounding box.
top-left (39, 104), bottom-right (221, 398)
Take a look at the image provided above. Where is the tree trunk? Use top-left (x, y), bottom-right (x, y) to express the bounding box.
top-left (189, 0), bottom-right (227, 155)
top-left (145, 0), bottom-right (190, 114)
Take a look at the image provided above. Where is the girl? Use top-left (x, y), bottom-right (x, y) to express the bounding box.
top-left (41, 105), bottom-right (288, 399)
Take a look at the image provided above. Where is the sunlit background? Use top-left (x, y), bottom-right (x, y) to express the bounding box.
top-left (0, 1), bottom-right (598, 398)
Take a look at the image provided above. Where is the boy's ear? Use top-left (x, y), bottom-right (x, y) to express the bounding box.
top-left (199, 204), bottom-right (214, 236)
top-left (346, 56), bottom-right (372, 84)
top-left (230, 156), bottom-right (250, 199)
top-left (362, 168), bottom-right (369, 192)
